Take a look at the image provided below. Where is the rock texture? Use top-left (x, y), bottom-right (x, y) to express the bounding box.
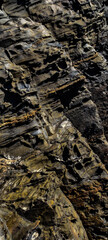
top-left (0, 0), bottom-right (108, 239)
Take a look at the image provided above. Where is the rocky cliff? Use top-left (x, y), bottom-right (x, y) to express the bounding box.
top-left (0, 0), bottom-right (108, 239)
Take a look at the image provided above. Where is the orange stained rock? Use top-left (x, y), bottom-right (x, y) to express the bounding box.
top-left (46, 75), bottom-right (86, 95)
top-left (73, 52), bottom-right (98, 67)
top-left (33, 220), bottom-right (40, 229)
top-left (0, 107), bottom-right (41, 128)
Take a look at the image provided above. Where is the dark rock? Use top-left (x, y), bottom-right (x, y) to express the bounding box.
top-left (0, 0), bottom-right (108, 239)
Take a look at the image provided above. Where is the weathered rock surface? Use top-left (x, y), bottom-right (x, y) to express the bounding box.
top-left (0, 0), bottom-right (108, 239)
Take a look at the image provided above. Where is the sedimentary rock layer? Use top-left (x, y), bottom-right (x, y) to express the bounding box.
top-left (0, 1), bottom-right (108, 239)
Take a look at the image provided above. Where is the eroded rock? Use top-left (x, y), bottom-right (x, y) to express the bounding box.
top-left (0, 0), bottom-right (108, 239)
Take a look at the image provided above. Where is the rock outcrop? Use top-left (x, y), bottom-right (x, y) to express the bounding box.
top-left (0, 0), bottom-right (108, 239)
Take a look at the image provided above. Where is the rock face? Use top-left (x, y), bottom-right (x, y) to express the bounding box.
top-left (0, 0), bottom-right (108, 239)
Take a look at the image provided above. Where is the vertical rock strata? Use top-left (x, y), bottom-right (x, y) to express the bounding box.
top-left (0, 0), bottom-right (108, 239)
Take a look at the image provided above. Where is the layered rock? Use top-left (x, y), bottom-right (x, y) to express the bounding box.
top-left (0, 0), bottom-right (108, 240)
